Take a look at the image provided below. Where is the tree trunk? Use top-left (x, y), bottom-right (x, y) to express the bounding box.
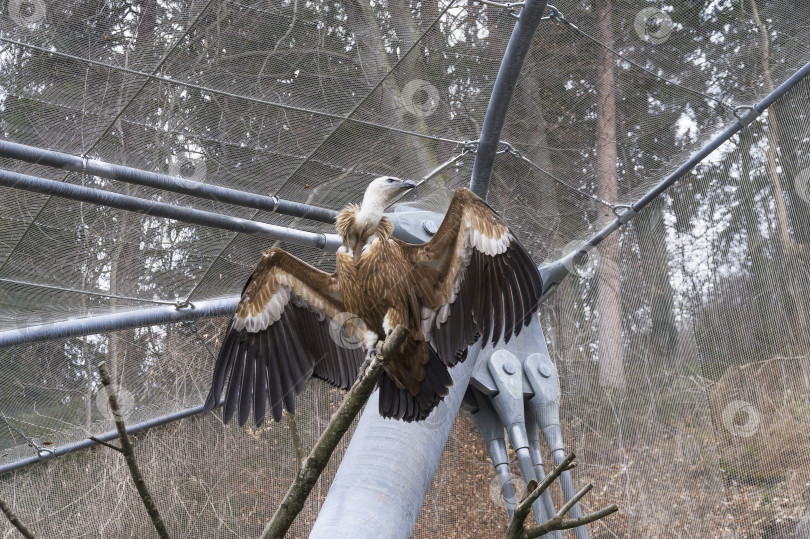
top-left (750, 0), bottom-right (810, 352)
top-left (342, 0), bottom-right (445, 202)
top-left (108, 0), bottom-right (158, 383)
top-left (634, 196), bottom-right (677, 363)
top-left (594, 0), bottom-right (624, 389)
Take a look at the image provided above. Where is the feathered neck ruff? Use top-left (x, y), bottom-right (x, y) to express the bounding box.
top-left (335, 204), bottom-right (394, 249)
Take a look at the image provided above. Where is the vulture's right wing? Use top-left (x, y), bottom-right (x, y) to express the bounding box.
top-left (202, 248), bottom-right (368, 427)
top-left (401, 188), bottom-right (543, 364)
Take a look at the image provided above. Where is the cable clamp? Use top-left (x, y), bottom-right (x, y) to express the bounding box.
top-left (542, 5), bottom-right (568, 25)
top-left (498, 141), bottom-right (522, 158)
top-left (174, 299), bottom-right (193, 310)
top-left (462, 140), bottom-right (480, 152)
top-left (543, 5), bottom-right (578, 29)
top-left (542, 4), bottom-right (562, 21)
top-left (269, 195), bottom-right (280, 213)
top-left (612, 204), bottom-right (637, 224)
top-left (37, 447), bottom-right (55, 461)
top-left (733, 105), bottom-right (760, 127)
top-left (500, 2), bottom-right (524, 19)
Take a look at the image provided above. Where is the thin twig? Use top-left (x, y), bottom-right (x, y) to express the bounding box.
top-left (506, 453), bottom-right (619, 539)
top-left (88, 436), bottom-right (124, 453)
top-left (96, 361), bottom-right (170, 539)
top-left (260, 325), bottom-right (410, 539)
top-left (558, 483), bottom-right (592, 517)
top-left (0, 495), bottom-right (37, 539)
top-left (524, 504), bottom-right (619, 539)
top-left (509, 452), bottom-right (576, 532)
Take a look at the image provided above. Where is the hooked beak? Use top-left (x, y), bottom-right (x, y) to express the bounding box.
top-left (401, 179), bottom-right (417, 190)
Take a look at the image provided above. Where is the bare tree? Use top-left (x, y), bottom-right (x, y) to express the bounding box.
top-left (594, 0), bottom-right (625, 389)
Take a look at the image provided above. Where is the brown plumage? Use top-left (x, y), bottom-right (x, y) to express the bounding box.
top-left (203, 177), bottom-right (543, 426)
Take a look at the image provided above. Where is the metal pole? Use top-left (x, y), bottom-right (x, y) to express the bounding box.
top-left (0, 169), bottom-right (342, 251)
top-left (469, 0), bottom-right (549, 199)
top-left (0, 402), bottom-right (215, 476)
top-left (539, 58), bottom-right (810, 298)
top-left (0, 141), bottom-right (338, 224)
top-left (309, 347), bottom-right (481, 538)
top-left (0, 297), bottom-right (238, 349)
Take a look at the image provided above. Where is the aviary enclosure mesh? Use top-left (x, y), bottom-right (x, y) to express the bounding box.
top-left (1, 0), bottom-right (809, 537)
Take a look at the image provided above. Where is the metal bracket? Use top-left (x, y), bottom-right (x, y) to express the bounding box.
top-left (733, 105), bottom-right (761, 127)
top-left (468, 317), bottom-right (588, 538)
top-left (463, 388), bottom-right (519, 516)
top-left (385, 207), bottom-right (446, 244)
top-left (612, 204), bottom-right (638, 225)
top-left (36, 447), bottom-right (55, 462)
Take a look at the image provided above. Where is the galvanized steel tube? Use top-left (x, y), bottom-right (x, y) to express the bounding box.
top-left (0, 140), bottom-right (338, 223)
top-left (0, 169), bottom-right (341, 251)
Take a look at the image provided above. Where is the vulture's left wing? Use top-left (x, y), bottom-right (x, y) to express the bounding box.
top-left (202, 248), bottom-right (368, 427)
top-left (402, 187), bottom-right (543, 364)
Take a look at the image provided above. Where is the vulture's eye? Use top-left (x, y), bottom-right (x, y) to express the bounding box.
top-left (386, 177), bottom-right (395, 183)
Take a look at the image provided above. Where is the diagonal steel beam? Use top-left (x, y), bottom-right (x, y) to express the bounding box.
top-left (469, 0), bottom-right (550, 200)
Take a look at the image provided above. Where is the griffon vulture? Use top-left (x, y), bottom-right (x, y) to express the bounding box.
top-left (202, 177), bottom-right (543, 426)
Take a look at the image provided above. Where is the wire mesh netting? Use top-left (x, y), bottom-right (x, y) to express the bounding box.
top-left (1, 0), bottom-right (809, 537)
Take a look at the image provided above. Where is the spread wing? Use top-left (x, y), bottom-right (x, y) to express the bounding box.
top-left (402, 187), bottom-right (543, 364)
top-left (202, 248), bottom-right (368, 427)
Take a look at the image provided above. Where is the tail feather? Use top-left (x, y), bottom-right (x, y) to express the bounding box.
top-left (378, 346), bottom-right (453, 422)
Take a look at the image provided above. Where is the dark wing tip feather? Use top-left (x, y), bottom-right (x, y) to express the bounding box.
top-left (237, 334), bottom-right (257, 427)
top-left (206, 297), bottom-right (368, 426)
top-left (202, 329), bottom-right (239, 415)
top-left (378, 346), bottom-right (452, 422)
top-left (222, 339), bottom-right (246, 424)
top-left (427, 229), bottom-right (543, 364)
top-left (253, 334), bottom-right (268, 427)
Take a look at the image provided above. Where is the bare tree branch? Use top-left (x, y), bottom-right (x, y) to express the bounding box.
top-left (95, 361), bottom-right (170, 539)
top-left (285, 411), bottom-right (306, 471)
top-left (88, 436), bottom-right (124, 453)
top-left (506, 452), bottom-right (618, 539)
top-left (260, 325), bottom-right (410, 539)
top-left (524, 504), bottom-right (619, 539)
top-left (508, 452), bottom-right (576, 534)
top-left (0, 495), bottom-right (36, 539)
